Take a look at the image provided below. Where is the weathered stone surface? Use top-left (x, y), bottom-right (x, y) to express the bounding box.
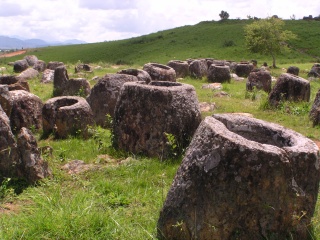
top-left (0, 85), bottom-right (13, 116)
top-left (0, 75), bottom-right (30, 92)
top-left (246, 69), bottom-right (272, 92)
top-left (309, 89), bottom-right (320, 126)
top-left (13, 59), bottom-right (29, 73)
top-left (9, 90), bottom-right (43, 132)
top-left (41, 69), bottom-right (55, 83)
top-left (158, 114), bottom-right (320, 240)
top-left (207, 64), bottom-right (231, 83)
top-left (86, 74), bottom-right (138, 126)
top-left (235, 62), bottom-right (254, 77)
top-left (42, 96), bottom-right (94, 139)
top-left (33, 60), bottom-right (47, 72)
top-left (24, 55), bottom-right (38, 66)
top-left (75, 64), bottom-right (92, 73)
top-left (113, 81), bottom-right (201, 159)
top-left (53, 66), bottom-right (91, 97)
top-left (167, 60), bottom-right (189, 78)
top-left (287, 66), bottom-right (300, 76)
top-left (308, 63), bottom-right (320, 78)
top-left (47, 61), bottom-right (64, 70)
top-left (18, 68), bottom-right (39, 80)
top-left (189, 59), bottom-right (208, 79)
top-left (0, 105), bottom-right (18, 177)
top-left (17, 127), bottom-right (51, 183)
top-left (201, 83), bottom-right (223, 90)
top-left (268, 73), bottom-right (310, 106)
top-left (143, 63), bottom-right (176, 82)
top-left (117, 68), bottom-right (152, 83)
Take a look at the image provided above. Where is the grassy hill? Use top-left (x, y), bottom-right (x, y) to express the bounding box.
top-left (2, 19), bottom-right (320, 66)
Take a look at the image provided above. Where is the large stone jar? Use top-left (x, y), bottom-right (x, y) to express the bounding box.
top-left (158, 113), bottom-right (320, 240)
top-left (207, 64), bottom-right (231, 83)
top-left (113, 81), bottom-right (201, 159)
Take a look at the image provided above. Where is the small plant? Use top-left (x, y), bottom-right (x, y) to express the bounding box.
top-left (164, 132), bottom-right (179, 158)
top-left (222, 40), bottom-right (235, 47)
top-left (0, 178), bottom-right (11, 199)
top-left (76, 86), bottom-right (87, 98)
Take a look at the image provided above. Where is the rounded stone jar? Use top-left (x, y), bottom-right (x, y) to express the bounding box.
top-left (158, 113), bottom-right (320, 239)
top-left (113, 81), bottom-right (201, 159)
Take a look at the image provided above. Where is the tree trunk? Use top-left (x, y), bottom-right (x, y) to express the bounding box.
top-left (271, 53), bottom-right (276, 68)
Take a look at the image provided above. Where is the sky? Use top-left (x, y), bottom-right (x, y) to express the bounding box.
top-left (0, 0), bottom-right (319, 43)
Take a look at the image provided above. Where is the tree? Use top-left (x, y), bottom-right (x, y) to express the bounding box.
top-left (219, 10), bottom-right (229, 20)
top-left (244, 17), bottom-right (296, 68)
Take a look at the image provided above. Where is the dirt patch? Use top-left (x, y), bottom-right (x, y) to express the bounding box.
top-left (0, 50), bottom-right (27, 58)
top-left (0, 202), bottom-right (20, 214)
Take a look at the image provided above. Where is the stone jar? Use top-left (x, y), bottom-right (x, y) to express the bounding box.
top-left (158, 113), bottom-right (320, 240)
top-left (113, 81), bottom-right (201, 159)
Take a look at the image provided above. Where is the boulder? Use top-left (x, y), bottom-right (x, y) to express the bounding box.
top-left (113, 81), bottom-right (201, 159)
top-left (41, 69), bottom-right (55, 83)
top-left (86, 74), bottom-right (138, 126)
top-left (47, 61), bottom-right (65, 70)
top-left (235, 62), bottom-right (254, 77)
top-left (158, 114), bottom-right (320, 240)
top-left (42, 96), bottom-right (94, 139)
top-left (246, 69), bottom-right (272, 92)
top-left (33, 60), bottom-right (47, 72)
top-left (167, 60), bottom-right (189, 78)
top-left (18, 68), bottom-right (39, 80)
top-left (309, 89), bottom-right (320, 126)
top-left (0, 75), bottom-right (30, 92)
top-left (117, 68), bottom-right (152, 83)
top-left (24, 55), bottom-right (38, 66)
top-left (287, 66), bottom-right (300, 76)
top-left (17, 127), bottom-right (51, 183)
top-left (308, 63), bottom-right (320, 78)
top-left (189, 59), bottom-right (208, 79)
top-left (268, 73), bottom-right (310, 107)
top-left (53, 66), bottom-right (91, 97)
top-left (0, 85), bottom-right (13, 116)
top-left (0, 107), bottom-right (50, 183)
top-left (13, 59), bottom-right (29, 73)
top-left (143, 63), bottom-right (176, 82)
top-left (207, 64), bottom-right (231, 83)
top-left (0, 105), bottom-right (18, 177)
top-left (75, 64), bottom-right (92, 73)
top-left (9, 90), bottom-right (43, 133)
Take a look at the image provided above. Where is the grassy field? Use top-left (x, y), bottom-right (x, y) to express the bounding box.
top-left (1, 19), bottom-right (320, 239)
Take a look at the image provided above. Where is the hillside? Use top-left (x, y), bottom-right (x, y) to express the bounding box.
top-left (2, 19), bottom-right (319, 66)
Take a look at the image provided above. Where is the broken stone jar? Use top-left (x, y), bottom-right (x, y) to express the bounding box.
top-left (158, 113), bottom-right (320, 240)
top-left (113, 81), bottom-right (201, 159)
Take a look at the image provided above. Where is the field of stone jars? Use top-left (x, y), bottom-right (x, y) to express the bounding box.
top-left (1, 55), bottom-right (320, 239)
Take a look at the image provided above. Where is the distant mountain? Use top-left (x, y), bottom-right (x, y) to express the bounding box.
top-left (0, 36), bottom-right (86, 49)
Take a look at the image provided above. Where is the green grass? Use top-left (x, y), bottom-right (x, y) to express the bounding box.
top-left (1, 19), bottom-right (320, 239)
top-left (1, 20), bottom-right (319, 66)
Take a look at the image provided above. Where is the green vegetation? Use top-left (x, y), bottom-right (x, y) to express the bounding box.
top-left (244, 18), bottom-right (297, 68)
top-left (1, 20), bottom-right (319, 66)
top-left (0, 19), bottom-right (320, 239)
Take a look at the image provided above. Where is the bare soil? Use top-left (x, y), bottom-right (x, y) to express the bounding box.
top-left (0, 50), bottom-right (26, 58)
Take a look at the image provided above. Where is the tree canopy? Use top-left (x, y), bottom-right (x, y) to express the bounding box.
top-left (244, 17), bottom-right (296, 68)
top-left (219, 10), bottom-right (229, 20)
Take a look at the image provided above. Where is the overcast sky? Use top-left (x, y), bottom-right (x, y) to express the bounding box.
top-left (1, 0), bottom-right (319, 43)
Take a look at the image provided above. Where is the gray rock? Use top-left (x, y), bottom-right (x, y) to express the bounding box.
top-left (246, 69), bottom-right (272, 92)
top-left (143, 63), bottom-right (176, 82)
top-left (18, 68), bottom-right (39, 80)
top-left (24, 55), bottom-right (38, 67)
top-left (207, 64), bottom-right (231, 83)
top-left (42, 96), bottom-right (94, 139)
top-left (41, 69), bottom-right (55, 83)
top-left (13, 59), bottom-right (29, 73)
top-left (47, 61), bottom-right (64, 70)
top-left (113, 81), bottom-right (201, 159)
top-left (117, 68), bottom-right (152, 83)
top-left (86, 73), bottom-right (138, 126)
top-left (167, 60), bottom-right (189, 78)
top-left (189, 59), bottom-right (207, 79)
top-left (268, 73), bottom-right (310, 107)
top-left (158, 114), bottom-right (320, 239)
top-left (33, 60), bottom-right (47, 72)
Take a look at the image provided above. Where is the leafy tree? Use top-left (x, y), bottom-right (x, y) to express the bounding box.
top-left (244, 17), bottom-right (296, 68)
top-left (219, 10), bottom-right (229, 20)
